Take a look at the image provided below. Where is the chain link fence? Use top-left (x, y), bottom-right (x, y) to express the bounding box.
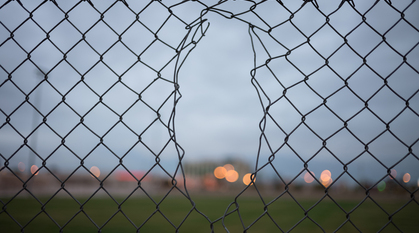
top-left (1, 0), bottom-right (418, 232)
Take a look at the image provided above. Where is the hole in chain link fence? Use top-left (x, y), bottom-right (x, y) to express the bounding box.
top-left (1, 0), bottom-right (418, 232)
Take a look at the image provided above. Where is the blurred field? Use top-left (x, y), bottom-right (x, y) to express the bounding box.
top-left (1, 194), bottom-right (418, 233)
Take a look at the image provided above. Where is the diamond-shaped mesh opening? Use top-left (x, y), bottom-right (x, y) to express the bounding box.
top-left (264, 195), bottom-right (311, 232)
top-left (304, 105), bottom-right (342, 139)
top-left (81, 191), bottom-right (120, 226)
top-left (364, 1), bottom-right (400, 35)
top-left (286, 83), bottom-right (323, 114)
top-left (82, 103), bottom-right (119, 136)
top-left (29, 40), bottom-right (63, 71)
top-left (84, 21), bottom-right (117, 55)
top-left (63, 211), bottom-right (97, 232)
top-left (0, 82), bottom-right (25, 115)
top-left (386, 20), bottom-right (419, 55)
top-left (287, 43), bottom-right (325, 75)
top-left (31, 2), bottom-right (63, 31)
top-left (1, 191), bottom-right (42, 228)
top-left (140, 211), bottom-right (176, 232)
top-left (42, 192), bottom-right (84, 227)
top-left (325, 128), bottom-right (364, 164)
top-left (264, 58), bottom-right (303, 89)
top-left (102, 83), bottom-right (137, 114)
top-left (66, 3), bottom-right (99, 33)
top-left (121, 22), bottom-right (155, 55)
top-left (8, 104), bottom-right (42, 138)
top-left (0, 39), bottom-right (27, 72)
top-left (290, 4), bottom-right (325, 37)
top-left (63, 124), bottom-right (99, 157)
top-left (0, 124), bottom-right (23, 158)
top-left (307, 197), bottom-right (348, 232)
top-left (102, 42), bottom-right (137, 75)
top-left (387, 64), bottom-right (419, 100)
top-left (350, 198), bottom-right (393, 232)
top-left (287, 125), bottom-right (323, 161)
top-left (309, 24), bottom-right (343, 58)
top-left (27, 124), bottom-right (61, 159)
top-left (328, 3), bottom-right (362, 36)
top-left (266, 100), bottom-right (301, 134)
top-left (156, 16), bottom-right (189, 49)
top-left (140, 40), bottom-right (177, 71)
top-left (1, 1), bottom-right (418, 232)
top-left (49, 21), bottom-right (81, 53)
top-left (307, 67), bottom-right (343, 98)
top-left (45, 146), bottom-right (80, 173)
top-left (367, 42), bottom-right (403, 77)
top-left (328, 44), bottom-right (363, 78)
top-left (268, 155), bottom-right (303, 185)
top-left (328, 87), bottom-right (365, 120)
top-left (347, 23), bottom-right (382, 57)
top-left (12, 20), bottom-right (45, 53)
top-left (347, 65), bottom-right (383, 100)
top-left (65, 41), bottom-right (99, 74)
top-left (7, 62), bottom-right (41, 94)
top-left (63, 83), bottom-right (98, 115)
top-left (102, 2), bottom-right (134, 35)
top-left (138, 3), bottom-right (170, 31)
top-left (83, 145), bottom-right (119, 178)
top-left (46, 63), bottom-right (80, 95)
top-left (391, 200), bottom-right (419, 232)
top-left (0, 4), bottom-right (27, 30)
top-left (369, 131), bottom-right (409, 167)
top-left (369, 86), bottom-right (406, 122)
top-left (102, 122), bottom-right (137, 153)
top-left (31, 82), bottom-right (62, 115)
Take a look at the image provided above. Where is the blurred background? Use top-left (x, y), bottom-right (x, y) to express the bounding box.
top-left (0, 0), bottom-right (418, 198)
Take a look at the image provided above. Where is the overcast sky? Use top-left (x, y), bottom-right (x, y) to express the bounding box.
top-left (0, 0), bottom-right (418, 186)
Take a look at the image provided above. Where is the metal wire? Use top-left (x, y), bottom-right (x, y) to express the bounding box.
top-left (0, 0), bottom-right (418, 232)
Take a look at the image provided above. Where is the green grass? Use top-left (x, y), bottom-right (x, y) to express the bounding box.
top-left (1, 195), bottom-right (418, 232)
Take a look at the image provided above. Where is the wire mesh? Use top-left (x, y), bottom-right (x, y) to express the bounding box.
top-left (0, 0), bottom-right (418, 232)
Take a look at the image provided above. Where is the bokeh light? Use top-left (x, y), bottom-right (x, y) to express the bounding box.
top-left (18, 162), bottom-right (25, 172)
top-left (225, 170), bottom-right (239, 183)
top-left (214, 166), bottom-right (227, 179)
top-left (90, 166), bottom-right (100, 178)
top-left (304, 171), bottom-right (315, 183)
top-left (403, 173), bottom-right (411, 183)
top-left (377, 181), bottom-right (386, 191)
top-left (320, 170), bottom-right (332, 187)
top-left (30, 165), bottom-right (39, 175)
top-left (320, 170), bottom-right (331, 182)
top-left (223, 164), bottom-right (234, 171)
top-left (389, 169), bottom-right (397, 179)
top-left (243, 173), bottom-right (255, 185)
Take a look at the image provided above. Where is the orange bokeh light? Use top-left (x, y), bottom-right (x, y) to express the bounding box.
top-left (214, 166), bottom-right (227, 179)
top-left (243, 173), bottom-right (255, 185)
top-left (18, 162), bottom-right (25, 172)
top-left (320, 170), bottom-right (332, 187)
top-left (304, 171), bottom-right (315, 183)
top-left (30, 165), bottom-right (39, 175)
top-left (320, 170), bottom-right (331, 182)
top-left (90, 166), bottom-right (100, 178)
top-left (225, 170), bottom-right (239, 183)
top-left (223, 164), bottom-right (234, 171)
top-left (403, 173), bottom-right (411, 183)
top-left (389, 169), bottom-right (397, 179)
top-left (321, 177), bottom-right (332, 187)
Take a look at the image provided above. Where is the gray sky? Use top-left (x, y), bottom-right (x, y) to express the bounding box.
top-left (0, 0), bottom-right (418, 186)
